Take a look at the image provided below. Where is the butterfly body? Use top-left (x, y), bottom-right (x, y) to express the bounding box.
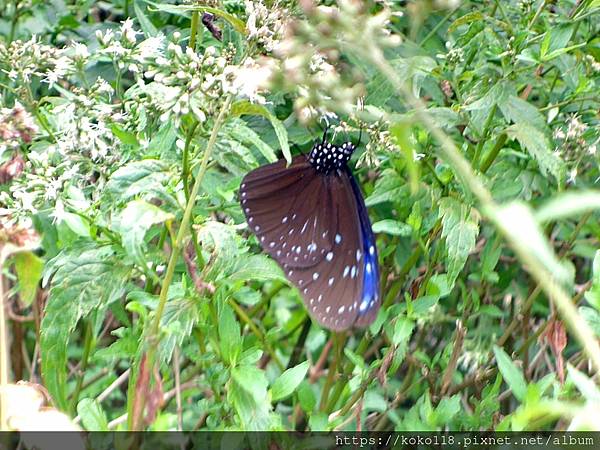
top-left (239, 139), bottom-right (380, 331)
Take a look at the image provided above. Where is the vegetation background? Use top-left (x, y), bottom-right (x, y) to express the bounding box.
top-left (1, 0), bottom-right (600, 433)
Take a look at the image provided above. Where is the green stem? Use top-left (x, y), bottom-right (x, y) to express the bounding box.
top-left (479, 133), bottom-right (507, 174)
top-left (70, 320), bottom-right (94, 414)
top-left (189, 11), bottom-right (200, 51)
top-left (130, 95), bottom-right (232, 430)
top-left (228, 298), bottom-right (284, 371)
top-left (418, 6), bottom-right (459, 45)
top-left (319, 334), bottom-right (339, 412)
top-left (473, 104), bottom-right (497, 169)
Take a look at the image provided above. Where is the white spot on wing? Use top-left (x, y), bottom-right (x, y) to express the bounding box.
top-left (326, 252), bottom-right (333, 261)
top-left (351, 266), bottom-right (357, 278)
top-left (335, 234), bottom-right (342, 244)
top-left (313, 272), bottom-right (319, 280)
top-left (328, 277), bottom-right (335, 286)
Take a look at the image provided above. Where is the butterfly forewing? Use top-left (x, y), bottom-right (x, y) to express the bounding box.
top-left (240, 145), bottom-right (380, 331)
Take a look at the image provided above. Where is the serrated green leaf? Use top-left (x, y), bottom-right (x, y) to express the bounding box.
top-left (41, 244), bottom-right (130, 410)
top-left (116, 200), bottom-right (174, 264)
top-left (506, 123), bottom-right (563, 182)
top-left (105, 159), bottom-right (173, 204)
top-left (493, 345), bottom-right (527, 401)
top-left (13, 251), bottom-right (43, 307)
top-left (439, 198), bottom-right (480, 283)
top-left (230, 100), bottom-right (290, 164)
top-left (499, 95), bottom-right (546, 130)
top-left (270, 361), bottom-right (309, 402)
top-left (77, 398), bottom-right (109, 431)
top-left (220, 304), bottom-right (242, 367)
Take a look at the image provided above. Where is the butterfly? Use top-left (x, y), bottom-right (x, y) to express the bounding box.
top-left (239, 136), bottom-right (380, 331)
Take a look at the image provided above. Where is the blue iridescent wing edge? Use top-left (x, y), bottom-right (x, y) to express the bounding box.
top-left (345, 166), bottom-right (381, 327)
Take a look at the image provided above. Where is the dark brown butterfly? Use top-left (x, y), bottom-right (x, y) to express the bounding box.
top-left (239, 138), bottom-right (380, 331)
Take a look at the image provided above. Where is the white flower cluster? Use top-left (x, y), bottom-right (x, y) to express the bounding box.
top-left (0, 36), bottom-right (73, 87)
top-left (552, 114), bottom-right (599, 184)
top-left (245, 0), bottom-right (290, 52)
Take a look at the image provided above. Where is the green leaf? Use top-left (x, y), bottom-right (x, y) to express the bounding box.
top-left (13, 251), bottom-right (43, 307)
top-left (493, 345), bottom-right (527, 401)
top-left (230, 100), bottom-right (291, 164)
top-left (365, 169), bottom-right (409, 206)
top-left (197, 221), bottom-right (239, 280)
top-left (146, 120), bottom-right (177, 157)
top-left (506, 123), bottom-right (563, 182)
top-left (77, 398), bottom-right (109, 431)
top-left (229, 255), bottom-right (286, 283)
top-left (229, 365), bottom-right (272, 430)
top-left (116, 200), bottom-right (174, 265)
top-left (270, 361), bottom-right (309, 402)
top-left (219, 304), bottom-right (242, 367)
top-left (134, 0), bottom-right (158, 36)
top-left (105, 159), bottom-right (173, 203)
top-left (499, 95), bottom-right (546, 130)
top-left (372, 219), bottom-right (412, 236)
top-left (390, 317), bottom-right (414, 347)
top-left (536, 191), bottom-right (600, 223)
top-left (111, 124), bottom-right (139, 146)
top-left (438, 198), bottom-right (480, 284)
top-left (297, 381), bottom-right (316, 413)
top-left (41, 244), bottom-right (130, 410)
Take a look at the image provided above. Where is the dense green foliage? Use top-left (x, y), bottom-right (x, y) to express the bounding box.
top-left (1, 0), bottom-right (600, 432)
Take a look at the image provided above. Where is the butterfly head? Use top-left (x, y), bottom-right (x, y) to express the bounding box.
top-left (308, 140), bottom-right (356, 175)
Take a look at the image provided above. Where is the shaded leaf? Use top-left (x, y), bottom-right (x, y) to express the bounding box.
top-left (270, 361), bottom-right (309, 402)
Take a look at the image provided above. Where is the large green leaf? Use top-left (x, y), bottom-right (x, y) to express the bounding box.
top-left (115, 200), bottom-right (174, 265)
top-left (41, 244), bottom-right (130, 410)
top-left (438, 198), bottom-right (480, 284)
top-left (105, 159), bottom-right (175, 205)
top-left (506, 123), bottom-right (563, 182)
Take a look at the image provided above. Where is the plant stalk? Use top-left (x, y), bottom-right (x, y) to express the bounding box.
top-left (130, 95), bottom-right (232, 430)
